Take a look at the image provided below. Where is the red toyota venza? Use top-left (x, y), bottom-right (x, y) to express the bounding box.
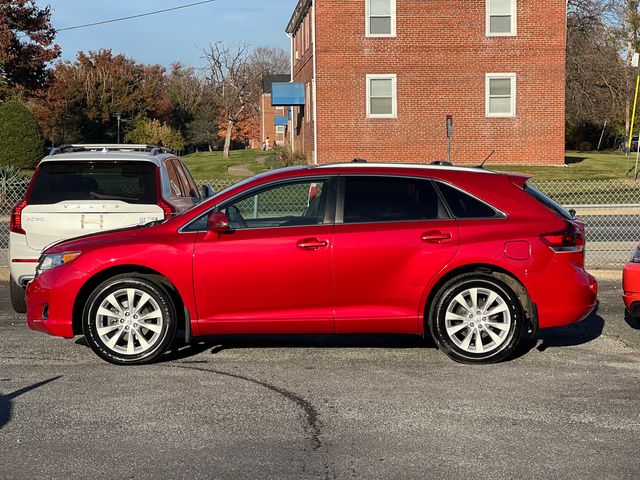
top-left (26, 163), bottom-right (598, 365)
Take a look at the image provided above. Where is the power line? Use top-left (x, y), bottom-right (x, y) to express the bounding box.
top-left (57, 0), bottom-right (217, 32)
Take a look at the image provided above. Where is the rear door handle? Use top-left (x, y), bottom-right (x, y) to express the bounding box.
top-left (421, 231), bottom-right (453, 243)
top-left (297, 238), bottom-right (329, 250)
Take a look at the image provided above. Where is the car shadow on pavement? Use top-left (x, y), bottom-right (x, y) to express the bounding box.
top-left (535, 311), bottom-right (605, 352)
top-left (624, 310), bottom-right (640, 330)
top-left (160, 334), bottom-right (437, 362)
top-left (0, 376), bottom-right (62, 429)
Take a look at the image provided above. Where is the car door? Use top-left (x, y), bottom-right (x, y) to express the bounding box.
top-left (331, 175), bottom-right (460, 334)
top-left (190, 177), bottom-right (336, 335)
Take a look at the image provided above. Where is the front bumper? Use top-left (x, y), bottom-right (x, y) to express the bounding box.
top-left (26, 265), bottom-right (87, 339)
top-left (623, 262), bottom-right (640, 318)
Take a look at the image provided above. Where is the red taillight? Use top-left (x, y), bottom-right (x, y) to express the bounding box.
top-left (10, 199), bottom-right (27, 235)
top-left (158, 198), bottom-right (176, 219)
top-left (541, 224), bottom-right (585, 253)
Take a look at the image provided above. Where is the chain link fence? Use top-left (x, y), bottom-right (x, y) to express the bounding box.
top-left (1, 176), bottom-right (638, 269)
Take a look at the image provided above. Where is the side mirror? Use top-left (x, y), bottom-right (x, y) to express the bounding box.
top-left (208, 211), bottom-right (229, 233)
top-left (200, 184), bottom-right (215, 198)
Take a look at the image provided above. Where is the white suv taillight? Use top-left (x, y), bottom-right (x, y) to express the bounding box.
top-left (10, 199), bottom-right (27, 235)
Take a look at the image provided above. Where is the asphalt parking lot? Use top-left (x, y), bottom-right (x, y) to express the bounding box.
top-left (1, 275), bottom-right (640, 480)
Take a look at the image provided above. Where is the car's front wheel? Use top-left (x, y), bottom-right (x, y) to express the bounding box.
top-left (429, 274), bottom-right (524, 364)
top-left (83, 276), bottom-right (176, 365)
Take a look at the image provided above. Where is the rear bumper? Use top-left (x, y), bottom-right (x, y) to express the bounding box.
top-left (623, 262), bottom-right (640, 318)
top-left (26, 265), bottom-right (87, 339)
top-left (527, 260), bottom-right (598, 329)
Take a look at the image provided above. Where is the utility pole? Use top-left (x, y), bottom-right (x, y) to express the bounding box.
top-left (116, 113), bottom-right (122, 144)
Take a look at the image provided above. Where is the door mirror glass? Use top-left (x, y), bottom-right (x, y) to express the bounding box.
top-left (208, 211), bottom-right (229, 233)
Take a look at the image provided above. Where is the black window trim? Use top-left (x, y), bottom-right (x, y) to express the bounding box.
top-left (432, 179), bottom-right (507, 220)
top-left (178, 175), bottom-right (338, 233)
top-left (334, 173), bottom-right (506, 225)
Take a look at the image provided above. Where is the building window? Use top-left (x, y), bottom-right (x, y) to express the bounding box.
top-left (276, 125), bottom-right (286, 134)
top-left (486, 73), bottom-right (516, 117)
top-left (366, 0), bottom-right (396, 37)
top-left (276, 106), bottom-right (284, 113)
top-left (486, 0), bottom-right (516, 36)
top-left (366, 74), bottom-right (397, 118)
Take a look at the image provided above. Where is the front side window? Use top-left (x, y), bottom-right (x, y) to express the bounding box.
top-left (219, 180), bottom-right (329, 229)
top-left (367, 0), bottom-right (396, 36)
top-left (486, 73), bottom-right (516, 117)
top-left (366, 74), bottom-right (397, 118)
top-left (487, 0), bottom-right (516, 36)
top-left (342, 176), bottom-right (448, 224)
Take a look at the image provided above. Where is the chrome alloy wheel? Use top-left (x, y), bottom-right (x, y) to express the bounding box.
top-left (94, 288), bottom-right (164, 356)
top-left (444, 287), bottom-right (512, 354)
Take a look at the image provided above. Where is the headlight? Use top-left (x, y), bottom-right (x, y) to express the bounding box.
top-left (36, 252), bottom-right (81, 276)
top-left (632, 247), bottom-right (640, 263)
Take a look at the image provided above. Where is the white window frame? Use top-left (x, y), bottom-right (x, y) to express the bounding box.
top-left (486, 0), bottom-right (517, 37)
top-left (485, 73), bottom-right (516, 118)
top-left (276, 125), bottom-right (286, 134)
top-left (366, 74), bottom-right (397, 119)
top-left (306, 82), bottom-right (311, 123)
top-left (276, 106), bottom-right (284, 113)
top-left (365, 0), bottom-right (396, 38)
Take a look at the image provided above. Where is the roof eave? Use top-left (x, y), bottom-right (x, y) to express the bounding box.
top-left (286, 0), bottom-right (312, 34)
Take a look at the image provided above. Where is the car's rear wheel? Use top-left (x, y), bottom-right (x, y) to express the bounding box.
top-left (429, 274), bottom-right (524, 364)
top-left (83, 276), bottom-right (176, 365)
top-left (10, 277), bottom-right (27, 314)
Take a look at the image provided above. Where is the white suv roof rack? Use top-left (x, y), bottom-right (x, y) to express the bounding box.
top-left (48, 144), bottom-right (174, 157)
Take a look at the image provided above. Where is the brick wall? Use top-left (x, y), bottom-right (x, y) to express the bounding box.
top-left (259, 93), bottom-right (288, 150)
top-left (291, 0), bottom-right (566, 166)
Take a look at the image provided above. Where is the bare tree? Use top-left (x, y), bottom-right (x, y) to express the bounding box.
top-left (202, 42), bottom-right (261, 158)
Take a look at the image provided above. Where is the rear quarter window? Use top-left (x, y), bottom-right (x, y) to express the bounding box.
top-left (436, 182), bottom-right (499, 218)
top-left (524, 183), bottom-right (573, 220)
top-left (29, 161), bottom-right (157, 205)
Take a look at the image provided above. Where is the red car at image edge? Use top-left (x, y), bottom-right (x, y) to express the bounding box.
top-left (25, 163), bottom-right (598, 365)
top-left (623, 246), bottom-right (640, 318)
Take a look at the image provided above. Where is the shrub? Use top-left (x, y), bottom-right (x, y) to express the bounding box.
top-left (265, 154), bottom-right (284, 170)
top-left (277, 145), bottom-right (308, 167)
top-left (0, 98), bottom-right (45, 168)
top-left (577, 141), bottom-right (593, 152)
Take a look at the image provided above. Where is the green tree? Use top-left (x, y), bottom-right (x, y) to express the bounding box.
top-left (0, 96), bottom-right (44, 168)
top-left (125, 116), bottom-right (185, 152)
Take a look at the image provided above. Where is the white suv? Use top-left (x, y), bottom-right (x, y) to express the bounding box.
top-left (9, 144), bottom-right (210, 312)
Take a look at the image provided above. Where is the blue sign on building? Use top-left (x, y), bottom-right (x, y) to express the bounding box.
top-left (271, 82), bottom-right (305, 106)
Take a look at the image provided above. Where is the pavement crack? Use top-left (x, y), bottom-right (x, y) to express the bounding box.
top-left (175, 363), bottom-right (333, 479)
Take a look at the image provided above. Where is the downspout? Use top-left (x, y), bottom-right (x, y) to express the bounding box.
top-left (261, 94), bottom-right (265, 145)
top-left (311, 0), bottom-right (318, 165)
top-left (287, 32), bottom-right (295, 151)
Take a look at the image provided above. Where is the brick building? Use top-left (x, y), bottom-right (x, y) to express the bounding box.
top-left (285, 0), bottom-right (566, 165)
top-left (258, 74), bottom-right (290, 150)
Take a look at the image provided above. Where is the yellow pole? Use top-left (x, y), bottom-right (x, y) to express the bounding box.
top-left (629, 74), bottom-right (640, 151)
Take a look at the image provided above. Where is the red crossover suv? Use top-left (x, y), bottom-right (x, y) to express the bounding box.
top-left (623, 245), bottom-right (640, 318)
top-left (26, 163), bottom-right (598, 365)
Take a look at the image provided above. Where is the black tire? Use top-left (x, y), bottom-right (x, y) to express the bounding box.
top-left (429, 273), bottom-right (524, 364)
top-left (82, 276), bottom-right (177, 365)
top-left (10, 277), bottom-right (27, 314)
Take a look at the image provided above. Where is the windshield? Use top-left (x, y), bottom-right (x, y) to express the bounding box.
top-left (30, 161), bottom-right (157, 205)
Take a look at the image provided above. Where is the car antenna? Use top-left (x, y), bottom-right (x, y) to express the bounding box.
top-left (477, 150), bottom-right (496, 169)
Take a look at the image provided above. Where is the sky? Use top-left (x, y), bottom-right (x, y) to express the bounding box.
top-left (37, 0), bottom-right (298, 69)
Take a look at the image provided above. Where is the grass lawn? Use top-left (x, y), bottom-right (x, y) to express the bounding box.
top-left (181, 149), bottom-right (269, 180)
top-left (489, 151), bottom-right (640, 182)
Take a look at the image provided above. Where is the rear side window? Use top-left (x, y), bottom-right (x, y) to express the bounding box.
top-left (524, 183), bottom-right (573, 220)
top-left (343, 176), bottom-right (447, 223)
top-left (436, 182), bottom-right (498, 218)
top-left (29, 162), bottom-right (157, 205)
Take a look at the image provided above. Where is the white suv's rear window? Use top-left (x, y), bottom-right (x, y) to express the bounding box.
top-left (30, 161), bottom-right (157, 205)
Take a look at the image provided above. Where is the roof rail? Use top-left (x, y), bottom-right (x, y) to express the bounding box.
top-left (48, 144), bottom-right (173, 156)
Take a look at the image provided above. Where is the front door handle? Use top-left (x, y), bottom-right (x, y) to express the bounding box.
top-left (297, 238), bottom-right (329, 250)
top-left (421, 231), bottom-right (453, 243)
